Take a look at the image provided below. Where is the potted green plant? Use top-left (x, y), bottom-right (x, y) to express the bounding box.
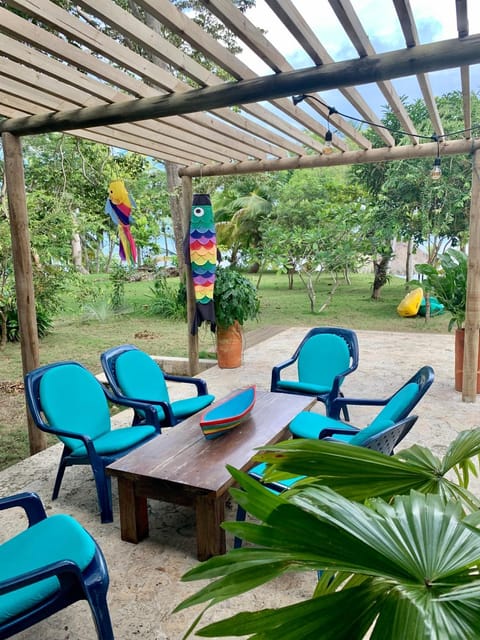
top-left (416, 249), bottom-right (473, 391)
top-left (214, 267), bottom-right (260, 368)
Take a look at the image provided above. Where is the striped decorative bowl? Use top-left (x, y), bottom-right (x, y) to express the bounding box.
top-left (199, 386), bottom-right (256, 439)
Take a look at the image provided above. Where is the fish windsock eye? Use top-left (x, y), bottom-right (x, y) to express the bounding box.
top-left (193, 207), bottom-right (204, 217)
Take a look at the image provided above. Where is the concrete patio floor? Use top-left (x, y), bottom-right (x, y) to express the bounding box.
top-left (2, 327), bottom-right (480, 639)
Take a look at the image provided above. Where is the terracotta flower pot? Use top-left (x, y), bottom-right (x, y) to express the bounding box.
top-left (216, 321), bottom-right (244, 369)
top-left (454, 328), bottom-right (480, 393)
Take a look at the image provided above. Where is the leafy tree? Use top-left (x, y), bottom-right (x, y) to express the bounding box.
top-left (262, 168), bottom-right (368, 311)
top-left (20, 134), bottom-right (169, 272)
top-left (352, 90), bottom-right (480, 299)
top-left (206, 172), bottom-right (288, 271)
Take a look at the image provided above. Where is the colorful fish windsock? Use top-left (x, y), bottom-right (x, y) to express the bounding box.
top-left (105, 180), bottom-right (137, 265)
top-left (188, 194), bottom-right (217, 334)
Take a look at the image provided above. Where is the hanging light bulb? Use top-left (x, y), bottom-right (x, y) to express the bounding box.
top-left (430, 135), bottom-right (442, 180)
top-left (431, 156), bottom-right (442, 180)
top-left (323, 106), bottom-right (337, 155)
top-left (324, 129), bottom-right (333, 155)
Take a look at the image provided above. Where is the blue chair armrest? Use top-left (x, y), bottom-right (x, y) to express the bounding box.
top-left (270, 358), bottom-right (296, 391)
top-left (318, 425), bottom-right (360, 439)
top-left (328, 395), bottom-right (389, 420)
top-left (0, 559), bottom-right (82, 597)
top-left (102, 385), bottom-right (164, 430)
top-left (164, 373), bottom-right (209, 395)
top-left (0, 492), bottom-right (47, 526)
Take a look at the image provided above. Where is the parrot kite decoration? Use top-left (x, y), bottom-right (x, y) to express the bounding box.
top-left (105, 180), bottom-right (137, 265)
top-left (188, 193), bottom-right (217, 334)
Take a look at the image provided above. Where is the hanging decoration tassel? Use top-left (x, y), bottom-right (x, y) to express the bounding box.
top-left (105, 180), bottom-right (137, 264)
top-left (188, 193), bottom-right (217, 334)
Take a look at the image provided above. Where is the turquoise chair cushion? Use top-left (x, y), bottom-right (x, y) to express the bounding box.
top-left (365, 382), bottom-right (419, 428)
top-left (70, 425), bottom-right (157, 457)
top-left (116, 349), bottom-right (214, 422)
top-left (289, 382), bottom-right (419, 443)
top-left (289, 412), bottom-right (350, 439)
top-left (349, 382), bottom-right (419, 446)
top-left (171, 395), bottom-right (215, 420)
top-left (297, 334), bottom-right (350, 388)
top-left (0, 514), bottom-right (96, 624)
top-left (40, 364), bottom-right (111, 451)
top-left (347, 419), bottom-right (395, 445)
top-left (275, 380), bottom-right (331, 395)
top-left (116, 349), bottom-right (169, 408)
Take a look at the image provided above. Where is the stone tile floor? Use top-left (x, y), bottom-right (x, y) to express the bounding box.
top-left (1, 328), bottom-right (479, 639)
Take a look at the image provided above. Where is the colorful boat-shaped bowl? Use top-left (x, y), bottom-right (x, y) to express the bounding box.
top-left (200, 385), bottom-right (256, 439)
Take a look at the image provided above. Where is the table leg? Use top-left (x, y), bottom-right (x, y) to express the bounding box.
top-left (195, 493), bottom-right (226, 561)
top-left (117, 476), bottom-right (149, 543)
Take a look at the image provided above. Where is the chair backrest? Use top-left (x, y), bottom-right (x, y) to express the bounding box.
top-left (350, 365), bottom-right (434, 447)
top-left (113, 347), bottom-right (170, 404)
top-left (27, 362), bottom-right (111, 451)
top-left (296, 328), bottom-right (358, 387)
top-left (354, 415), bottom-right (418, 454)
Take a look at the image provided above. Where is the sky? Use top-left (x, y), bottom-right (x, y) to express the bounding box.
top-left (239, 0), bottom-right (480, 127)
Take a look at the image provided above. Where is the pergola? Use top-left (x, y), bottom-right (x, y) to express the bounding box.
top-left (1, 0), bottom-right (480, 454)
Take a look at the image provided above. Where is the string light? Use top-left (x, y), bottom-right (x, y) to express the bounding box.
top-left (431, 137), bottom-right (442, 180)
top-left (431, 156), bottom-right (442, 180)
top-left (324, 129), bottom-right (333, 154)
top-left (323, 106), bottom-right (336, 155)
top-left (291, 92), bottom-right (480, 167)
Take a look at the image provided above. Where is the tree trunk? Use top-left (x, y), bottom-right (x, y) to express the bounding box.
top-left (371, 254), bottom-right (391, 300)
top-left (405, 237), bottom-right (414, 282)
top-left (71, 208), bottom-right (88, 274)
top-left (166, 161), bottom-right (186, 278)
top-left (3, 131), bottom-right (46, 454)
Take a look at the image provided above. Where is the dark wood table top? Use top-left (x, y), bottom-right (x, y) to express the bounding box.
top-left (107, 389), bottom-right (315, 496)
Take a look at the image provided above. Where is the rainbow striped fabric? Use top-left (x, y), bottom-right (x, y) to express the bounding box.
top-left (189, 194), bottom-right (217, 333)
top-left (105, 180), bottom-right (137, 265)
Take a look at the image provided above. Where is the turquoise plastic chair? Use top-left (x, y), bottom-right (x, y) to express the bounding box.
top-left (24, 361), bottom-right (161, 523)
top-left (101, 344), bottom-right (215, 428)
top-left (234, 413), bottom-right (418, 549)
top-left (270, 327), bottom-right (359, 420)
top-left (0, 492), bottom-right (113, 639)
top-left (289, 366), bottom-right (434, 443)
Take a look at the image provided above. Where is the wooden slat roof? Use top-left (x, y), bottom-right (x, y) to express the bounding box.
top-left (1, 0), bottom-right (479, 176)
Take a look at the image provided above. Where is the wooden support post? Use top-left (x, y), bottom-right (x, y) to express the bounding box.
top-left (463, 147), bottom-right (480, 402)
top-left (2, 132), bottom-right (46, 453)
top-left (181, 175), bottom-right (199, 375)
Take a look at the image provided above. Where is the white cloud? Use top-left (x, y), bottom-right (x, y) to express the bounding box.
top-left (238, 0), bottom-right (480, 117)
top-left (242, 0), bottom-right (480, 66)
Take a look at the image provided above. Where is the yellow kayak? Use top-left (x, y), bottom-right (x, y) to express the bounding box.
top-left (397, 287), bottom-right (423, 317)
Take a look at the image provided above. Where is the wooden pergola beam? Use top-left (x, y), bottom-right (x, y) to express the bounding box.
top-left (2, 132), bottom-right (46, 454)
top-left (1, 34), bottom-right (480, 137)
top-left (464, 148), bottom-right (480, 401)
top-left (179, 138), bottom-right (480, 178)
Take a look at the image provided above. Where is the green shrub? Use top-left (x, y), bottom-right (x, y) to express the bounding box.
top-left (146, 273), bottom-right (185, 319)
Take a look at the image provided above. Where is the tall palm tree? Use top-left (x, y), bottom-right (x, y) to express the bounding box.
top-left (216, 190), bottom-right (273, 271)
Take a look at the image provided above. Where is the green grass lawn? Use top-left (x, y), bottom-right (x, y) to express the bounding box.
top-left (0, 271), bottom-right (448, 470)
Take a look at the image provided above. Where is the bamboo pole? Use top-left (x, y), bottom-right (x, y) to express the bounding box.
top-left (181, 175), bottom-right (200, 375)
top-left (463, 147), bottom-right (480, 401)
top-left (2, 132), bottom-right (46, 453)
top-left (1, 34), bottom-right (480, 137)
top-left (179, 138), bottom-right (480, 178)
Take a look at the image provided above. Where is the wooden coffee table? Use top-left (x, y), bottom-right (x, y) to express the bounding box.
top-left (107, 389), bottom-right (315, 560)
